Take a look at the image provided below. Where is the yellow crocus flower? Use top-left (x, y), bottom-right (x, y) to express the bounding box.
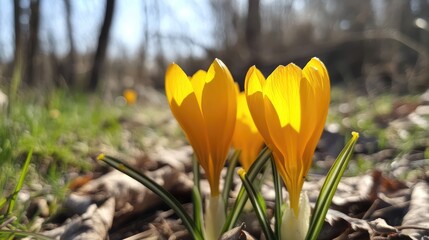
top-left (123, 89), bottom-right (137, 105)
top-left (232, 92), bottom-right (264, 171)
top-left (165, 59), bottom-right (237, 239)
top-left (245, 58), bottom-right (330, 230)
top-left (165, 58), bottom-right (237, 196)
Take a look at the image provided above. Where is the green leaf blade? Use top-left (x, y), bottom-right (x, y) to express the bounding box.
top-left (7, 148), bottom-right (33, 215)
top-left (98, 154), bottom-right (204, 240)
top-left (223, 146), bottom-right (272, 231)
top-left (306, 132), bottom-right (359, 240)
top-left (237, 168), bottom-right (275, 240)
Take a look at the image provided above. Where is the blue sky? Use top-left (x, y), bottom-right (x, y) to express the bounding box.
top-left (0, 0), bottom-right (217, 61)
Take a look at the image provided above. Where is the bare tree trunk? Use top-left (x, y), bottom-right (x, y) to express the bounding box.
top-left (8, 0), bottom-right (24, 109)
top-left (88, 0), bottom-right (115, 91)
top-left (135, 2), bottom-right (150, 86)
top-left (209, 0), bottom-right (239, 49)
top-left (13, 0), bottom-right (22, 65)
top-left (25, 0), bottom-right (41, 86)
top-left (63, 0), bottom-right (76, 87)
top-left (245, 0), bottom-right (261, 55)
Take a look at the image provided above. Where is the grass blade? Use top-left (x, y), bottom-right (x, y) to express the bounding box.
top-left (306, 132), bottom-right (359, 240)
top-left (191, 187), bottom-right (203, 234)
top-left (7, 148), bottom-right (33, 215)
top-left (192, 156), bottom-right (201, 194)
top-left (222, 150), bottom-right (240, 205)
top-left (237, 168), bottom-right (275, 240)
top-left (223, 146), bottom-right (271, 231)
top-left (0, 217), bottom-right (16, 229)
top-left (192, 156), bottom-right (203, 234)
top-left (97, 154), bottom-right (204, 240)
top-left (0, 197), bottom-right (7, 210)
top-left (0, 230), bottom-right (53, 240)
top-left (271, 158), bottom-right (283, 238)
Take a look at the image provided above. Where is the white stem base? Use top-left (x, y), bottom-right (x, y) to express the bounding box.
top-left (204, 195), bottom-right (225, 240)
top-left (281, 191), bottom-right (311, 240)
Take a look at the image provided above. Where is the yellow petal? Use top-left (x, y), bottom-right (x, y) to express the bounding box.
top-left (201, 59), bottom-right (237, 195)
top-left (301, 58), bottom-right (330, 175)
top-left (263, 64), bottom-right (302, 131)
top-left (262, 64), bottom-right (303, 206)
top-left (232, 93), bottom-right (264, 170)
top-left (245, 66), bottom-right (265, 96)
top-left (264, 97), bottom-right (302, 212)
top-left (168, 96), bottom-right (212, 178)
top-left (190, 70), bottom-right (206, 107)
top-left (245, 66), bottom-right (274, 148)
top-left (306, 57), bottom-right (330, 91)
top-left (165, 63), bottom-right (195, 106)
top-left (165, 63), bottom-right (214, 192)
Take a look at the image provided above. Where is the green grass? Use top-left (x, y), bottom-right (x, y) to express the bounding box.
top-left (328, 87), bottom-right (428, 176)
top-left (0, 88), bottom-right (179, 228)
top-left (0, 90), bottom-right (129, 222)
top-left (6, 92), bottom-right (121, 164)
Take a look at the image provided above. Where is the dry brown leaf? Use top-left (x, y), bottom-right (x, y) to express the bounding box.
top-left (220, 224), bottom-right (256, 240)
top-left (368, 218), bottom-right (398, 234)
top-left (43, 197), bottom-right (115, 240)
top-left (401, 181), bottom-right (429, 239)
top-left (65, 166), bottom-right (192, 219)
top-left (327, 208), bottom-right (373, 234)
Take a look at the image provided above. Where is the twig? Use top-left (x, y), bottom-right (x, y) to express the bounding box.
top-left (396, 225), bottom-right (429, 231)
top-left (0, 216), bottom-right (16, 229)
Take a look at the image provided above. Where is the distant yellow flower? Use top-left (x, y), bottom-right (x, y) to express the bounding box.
top-left (165, 58), bottom-right (237, 196)
top-left (232, 91), bottom-right (264, 171)
top-left (123, 89), bottom-right (137, 105)
top-left (245, 57), bottom-right (330, 216)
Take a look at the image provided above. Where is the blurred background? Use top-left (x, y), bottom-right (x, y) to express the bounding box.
top-left (1, 1), bottom-right (429, 238)
top-left (0, 0), bottom-right (428, 96)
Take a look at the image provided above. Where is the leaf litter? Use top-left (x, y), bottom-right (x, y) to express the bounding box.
top-left (13, 89), bottom-right (429, 239)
